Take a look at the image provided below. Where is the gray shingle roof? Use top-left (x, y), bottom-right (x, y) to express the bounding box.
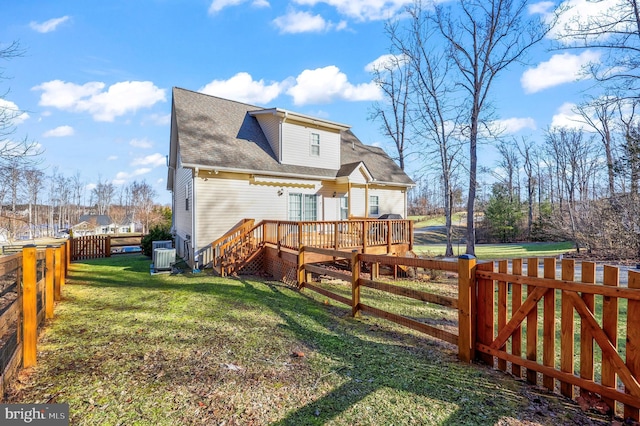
top-left (171, 87), bottom-right (414, 186)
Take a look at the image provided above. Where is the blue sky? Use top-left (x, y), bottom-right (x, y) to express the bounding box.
top-left (0, 0), bottom-right (609, 205)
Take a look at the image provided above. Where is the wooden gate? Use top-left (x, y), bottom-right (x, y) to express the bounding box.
top-left (474, 258), bottom-right (640, 419)
top-left (70, 235), bottom-right (110, 261)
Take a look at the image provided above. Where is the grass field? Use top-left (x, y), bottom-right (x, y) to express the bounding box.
top-left (6, 255), bottom-right (608, 425)
top-left (413, 241), bottom-right (576, 260)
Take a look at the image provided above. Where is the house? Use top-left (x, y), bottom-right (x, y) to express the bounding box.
top-left (72, 215), bottom-right (138, 236)
top-left (167, 87), bottom-right (415, 267)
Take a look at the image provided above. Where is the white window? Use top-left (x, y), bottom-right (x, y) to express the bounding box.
top-left (310, 133), bottom-right (320, 156)
top-left (185, 183), bottom-right (190, 211)
top-left (340, 195), bottom-right (348, 220)
top-left (369, 195), bottom-right (379, 216)
top-left (289, 193), bottom-right (318, 221)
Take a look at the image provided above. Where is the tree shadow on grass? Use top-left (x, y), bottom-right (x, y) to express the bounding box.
top-left (236, 278), bottom-right (530, 425)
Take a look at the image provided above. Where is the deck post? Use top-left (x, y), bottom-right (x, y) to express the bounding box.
top-left (297, 246), bottom-right (305, 289)
top-left (351, 250), bottom-right (361, 317)
top-left (458, 254), bottom-right (476, 363)
top-left (22, 245), bottom-right (37, 368)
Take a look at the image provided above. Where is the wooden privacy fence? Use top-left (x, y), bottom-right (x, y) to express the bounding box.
top-left (0, 243), bottom-right (67, 399)
top-left (71, 234), bottom-right (142, 261)
top-left (296, 249), bottom-right (640, 420)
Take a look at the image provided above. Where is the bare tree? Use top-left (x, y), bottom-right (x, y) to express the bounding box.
top-left (91, 177), bottom-right (115, 216)
top-left (399, 2), bottom-right (465, 256)
top-left (0, 41), bottom-right (43, 164)
top-left (24, 167), bottom-right (44, 239)
top-left (435, 0), bottom-right (551, 255)
top-left (369, 20), bottom-right (412, 170)
top-left (556, 0), bottom-right (640, 97)
top-left (129, 180), bottom-right (157, 233)
top-left (574, 97), bottom-right (618, 195)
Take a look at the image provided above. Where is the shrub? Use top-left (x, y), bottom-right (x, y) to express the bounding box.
top-left (141, 226), bottom-right (173, 257)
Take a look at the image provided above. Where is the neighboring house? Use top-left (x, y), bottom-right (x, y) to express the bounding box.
top-left (72, 215), bottom-right (138, 236)
top-left (167, 87), bottom-right (415, 265)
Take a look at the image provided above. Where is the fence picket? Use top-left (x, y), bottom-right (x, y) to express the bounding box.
top-left (526, 258), bottom-right (539, 385)
top-left (580, 262), bottom-right (596, 397)
top-left (602, 265), bottom-right (619, 413)
top-left (511, 259), bottom-right (522, 377)
top-left (498, 260), bottom-right (508, 372)
top-left (561, 259), bottom-right (576, 398)
top-left (543, 257), bottom-right (556, 391)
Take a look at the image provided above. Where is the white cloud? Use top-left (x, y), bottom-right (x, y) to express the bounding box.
top-left (107, 155), bottom-right (118, 161)
top-left (113, 168), bottom-right (152, 185)
top-left (145, 113), bottom-right (170, 126)
top-left (0, 99), bottom-right (29, 125)
top-left (199, 72), bottom-right (284, 104)
top-left (29, 16), bottom-right (70, 33)
top-left (528, 1), bottom-right (555, 15)
top-left (365, 53), bottom-right (409, 72)
top-left (293, 0), bottom-right (412, 21)
top-left (209, 0), bottom-right (269, 14)
top-left (550, 102), bottom-right (590, 129)
top-left (287, 65), bottom-right (382, 105)
top-left (131, 153), bottom-right (166, 167)
top-left (492, 117), bottom-right (537, 134)
top-left (521, 51), bottom-right (600, 93)
top-left (43, 125), bottom-right (74, 138)
top-left (130, 138), bottom-right (153, 149)
top-left (551, 0), bottom-right (627, 43)
top-left (273, 10), bottom-right (347, 33)
top-left (32, 80), bottom-right (166, 122)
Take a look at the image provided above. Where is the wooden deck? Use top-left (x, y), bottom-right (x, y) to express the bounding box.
top-left (200, 219), bottom-right (414, 276)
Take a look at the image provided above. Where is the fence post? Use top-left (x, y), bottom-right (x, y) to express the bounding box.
top-left (65, 240), bottom-right (70, 274)
top-left (60, 243), bottom-right (66, 287)
top-left (625, 270), bottom-right (640, 421)
top-left (351, 250), bottom-right (360, 317)
top-left (106, 236), bottom-right (112, 258)
top-left (22, 245), bottom-right (37, 368)
top-left (54, 246), bottom-right (62, 301)
top-left (458, 254), bottom-right (476, 363)
top-left (45, 246), bottom-right (55, 319)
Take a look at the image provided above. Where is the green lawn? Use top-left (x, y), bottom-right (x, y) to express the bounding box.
top-left (6, 255), bottom-right (607, 425)
top-left (414, 241), bottom-right (575, 260)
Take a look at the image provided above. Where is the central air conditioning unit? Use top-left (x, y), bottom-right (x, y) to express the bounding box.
top-left (154, 248), bottom-right (176, 271)
top-left (152, 240), bottom-right (173, 265)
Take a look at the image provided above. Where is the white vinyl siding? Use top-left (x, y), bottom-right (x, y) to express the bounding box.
top-left (174, 167), bottom-right (193, 237)
top-left (281, 121), bottom-right (340, 169)
top-left (369, 187), bottom-right (406, 217)
top-left (253, 114), bottom-right (281, 160)
top-left (194, 173), bottom-right (322, 251)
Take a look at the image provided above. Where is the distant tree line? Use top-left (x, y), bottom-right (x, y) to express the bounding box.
top-left (0, 41), bottom-right (168, 242)
top-left (373, 0), bottom-right (640, 259)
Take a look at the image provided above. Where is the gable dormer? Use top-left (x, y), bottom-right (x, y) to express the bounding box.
top-left (250, 108), bottom-right (350, 170)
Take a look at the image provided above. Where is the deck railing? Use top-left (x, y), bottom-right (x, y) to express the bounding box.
top-left (209, 219), bottom-right (413, 275)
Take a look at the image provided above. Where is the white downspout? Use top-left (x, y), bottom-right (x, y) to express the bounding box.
top-left (192, 168), bottom-right (198, 271)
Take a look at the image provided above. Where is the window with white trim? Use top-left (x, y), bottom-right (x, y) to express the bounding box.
top-left (185, 183), bottom-right (190, 211)
top-left (369, 195), bottom-right (379, 216)
top-left (310, 133), bottom-right (320, 156)
top-left (340, 195), bottom-right (348, 220)
top-left (289, 193), bottom-right (318, 221)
